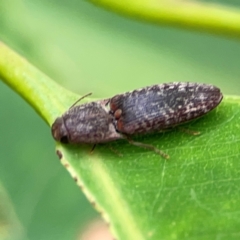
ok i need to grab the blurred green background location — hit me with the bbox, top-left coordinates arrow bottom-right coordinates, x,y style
0,0 -> 240,239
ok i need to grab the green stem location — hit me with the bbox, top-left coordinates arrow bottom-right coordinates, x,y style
0,42 -> 78,125
89,0 -> 240,39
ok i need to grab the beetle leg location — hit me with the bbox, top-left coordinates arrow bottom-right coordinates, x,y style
126,137 -> 169,159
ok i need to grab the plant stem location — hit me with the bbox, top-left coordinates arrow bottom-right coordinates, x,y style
89,0 -> 240,39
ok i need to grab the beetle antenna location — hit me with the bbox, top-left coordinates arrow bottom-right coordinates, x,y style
69,93 -> 92,109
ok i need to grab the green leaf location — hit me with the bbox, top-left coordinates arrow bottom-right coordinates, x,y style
1,42 -> 240,239
89,0 -> 240,39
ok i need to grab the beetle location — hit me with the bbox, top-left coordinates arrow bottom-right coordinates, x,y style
51,82 -> 223,158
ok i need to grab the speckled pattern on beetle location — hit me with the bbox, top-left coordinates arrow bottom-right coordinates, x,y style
51,100 -> 123,144
108,82 -> 223,135
51,82 -> 223,158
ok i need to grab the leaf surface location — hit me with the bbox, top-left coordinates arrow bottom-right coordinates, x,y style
1,42 -> 240,239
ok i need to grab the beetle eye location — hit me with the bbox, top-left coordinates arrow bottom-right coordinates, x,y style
60,136 -> 69,144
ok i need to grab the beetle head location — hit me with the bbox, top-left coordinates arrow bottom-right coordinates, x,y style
51,117 -> 69,144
